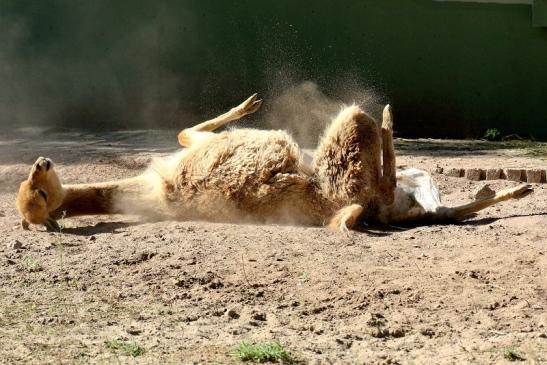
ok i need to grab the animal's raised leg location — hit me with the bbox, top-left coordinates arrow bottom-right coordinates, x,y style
177,130 -> 216,148
442,184 -> 533,220
314,105 -> 383,231
380,105 -> 396,205
178,94 -> 262,147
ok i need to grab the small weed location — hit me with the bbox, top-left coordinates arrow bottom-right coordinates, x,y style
105,340 -> 145,357
299,272 -> 310,283
22,256 -> 43,272
503,347 -> 526,362
483,128 -> 501,141
233,340 -> 293,363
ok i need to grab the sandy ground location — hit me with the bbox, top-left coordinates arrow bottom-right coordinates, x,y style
0,130 -> 546,364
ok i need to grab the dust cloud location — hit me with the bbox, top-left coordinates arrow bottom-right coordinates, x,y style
263,81 -> 382,148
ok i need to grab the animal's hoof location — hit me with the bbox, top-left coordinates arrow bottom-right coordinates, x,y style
512,184 -> 533,199
382,104 -> 393,129
234,93 -> 263,116
339,222 -> 350,235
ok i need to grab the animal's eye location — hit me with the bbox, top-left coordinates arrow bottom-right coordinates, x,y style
38,190 -> 48,202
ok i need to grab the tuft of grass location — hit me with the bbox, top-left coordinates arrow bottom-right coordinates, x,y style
22,256 -> 43,272
503,347 -> 526,362
483,128 -> 501,141
105,340 -> 145,357
233,340 -> 293,363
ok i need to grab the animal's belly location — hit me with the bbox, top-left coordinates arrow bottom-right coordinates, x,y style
172,173 -> 322,225
170,129 -> 324,225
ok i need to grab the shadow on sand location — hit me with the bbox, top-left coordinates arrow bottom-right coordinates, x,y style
62,221 -> 141,236
358,212 -> 546,233
56,211 -> 546,236
457,212 -> 547,226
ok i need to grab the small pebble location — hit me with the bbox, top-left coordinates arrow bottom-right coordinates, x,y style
251,312 -> 267,321
227,309 -> 240,319
6,240 -> 23,250
126,327 -> 142,335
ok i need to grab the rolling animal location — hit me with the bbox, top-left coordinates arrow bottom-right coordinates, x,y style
16,94 -> 533,232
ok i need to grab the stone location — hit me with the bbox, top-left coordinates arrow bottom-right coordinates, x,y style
126,327 -> 142,335
485,168 -> 502,180
6,240 -> 23,250
465,168 -> 484,181
474,184 -> 496,201
446,168 -> 464,177
420,328 -> 436,337
227,309 -> 240,319
526,169 -> 545,183
506,169 -> 524,182
251,312 -> 267,321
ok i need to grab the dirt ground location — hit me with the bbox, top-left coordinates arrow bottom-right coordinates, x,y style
0,130 -> 545,364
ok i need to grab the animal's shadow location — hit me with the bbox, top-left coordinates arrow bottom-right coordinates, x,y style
59,212 -> 546,237
457,212 -> 547,226
62,221 -> 140,236
386,212 -> 547,230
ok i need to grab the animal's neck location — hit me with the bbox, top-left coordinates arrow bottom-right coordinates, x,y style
51,176 -> 148,218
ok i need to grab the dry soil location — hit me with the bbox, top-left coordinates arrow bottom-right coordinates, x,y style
0,130 -> 545,364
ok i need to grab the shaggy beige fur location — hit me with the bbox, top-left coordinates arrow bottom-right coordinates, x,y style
16,94 -> 533,232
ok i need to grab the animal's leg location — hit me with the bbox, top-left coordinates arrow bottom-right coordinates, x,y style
190,93 -> 263,132
177,130 -> 215,148
443,184 -> 533,220
380,105 -> 396,205
327,204 -> 363,233
314,105 -> 382,206
178,93 -> 262,147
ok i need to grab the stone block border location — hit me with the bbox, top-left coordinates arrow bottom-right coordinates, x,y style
440,168 -> 546,183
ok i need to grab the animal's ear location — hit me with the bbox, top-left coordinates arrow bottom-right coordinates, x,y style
44,217 -> 60,232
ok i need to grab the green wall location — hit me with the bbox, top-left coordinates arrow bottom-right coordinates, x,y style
1,0 -> 546,139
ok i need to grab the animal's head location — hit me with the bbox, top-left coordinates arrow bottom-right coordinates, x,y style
16,157 -> 64,230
